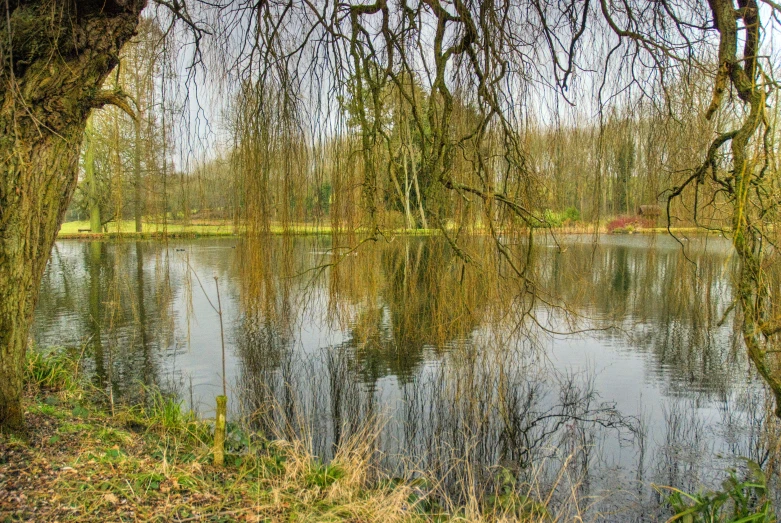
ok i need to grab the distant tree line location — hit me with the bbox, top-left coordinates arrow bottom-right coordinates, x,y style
72,45 -> 739,233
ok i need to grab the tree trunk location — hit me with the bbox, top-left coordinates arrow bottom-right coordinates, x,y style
134,116 -> 144,233
85,119 -> 102,233
412,161 -> 428,229
0,1 -> 146,431
706,0 -> 781,417
0,130 -> 87,429
401,146 -> 414,229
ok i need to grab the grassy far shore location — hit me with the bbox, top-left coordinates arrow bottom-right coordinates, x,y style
1,349 -> 559,523
59,220 -> 240,239
57,219 -> 721,240
57,220 -> 440,239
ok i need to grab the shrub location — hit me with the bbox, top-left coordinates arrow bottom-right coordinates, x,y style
533,207 -> 582,228
607,215 -> 654,233
563,206 -> 581,222
542,209 -> 563,227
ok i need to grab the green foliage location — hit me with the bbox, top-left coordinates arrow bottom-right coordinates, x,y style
532,207 -> 581,228
486,467 -> 550,520
131,387 -> 211,446
260,453 -> 287,477
225,422 -> 251,453
149,392 -> 186,430
661,461 -> 776,523
136,471 -> 165,492
137,388 -> 188,430
25,348 -> 77,391
72,404 -> 90,419
542,209 -> 563,227
563,206 -> 581,222
85,446 -> 127,464
305,461 -> 346,488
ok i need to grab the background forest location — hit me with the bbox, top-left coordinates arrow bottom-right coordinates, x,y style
70,16 -> 739,235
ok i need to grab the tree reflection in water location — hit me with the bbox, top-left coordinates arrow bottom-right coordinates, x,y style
34,235 -> 781,520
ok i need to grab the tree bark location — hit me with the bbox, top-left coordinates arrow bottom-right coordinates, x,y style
0,0 -> 146,431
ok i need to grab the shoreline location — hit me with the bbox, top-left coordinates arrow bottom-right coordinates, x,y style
56,222 -> 727,241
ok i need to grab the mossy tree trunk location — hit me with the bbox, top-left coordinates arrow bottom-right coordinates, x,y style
0,0 -> 146,431
703,0 -> 781,415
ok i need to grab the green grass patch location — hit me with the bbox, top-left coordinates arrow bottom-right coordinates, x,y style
25,348 -> 78,392
57,219 -> 448,240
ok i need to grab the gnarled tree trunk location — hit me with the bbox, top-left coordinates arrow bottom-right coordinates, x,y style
0,0 -> 145,431
706,0 -> 781,416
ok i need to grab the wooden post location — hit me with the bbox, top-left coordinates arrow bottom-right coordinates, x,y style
213,275 -> 228,466
214,395 -> 227,466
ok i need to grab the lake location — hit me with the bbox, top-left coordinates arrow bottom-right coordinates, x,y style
32,234 -> 778,521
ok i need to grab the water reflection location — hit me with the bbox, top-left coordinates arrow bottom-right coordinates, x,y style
33,234 -> 778,520
40,241 -> 177,396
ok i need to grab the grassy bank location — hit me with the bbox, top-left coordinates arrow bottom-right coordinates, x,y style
57,221 -> 442,240
58,220 -> 240,239
3,352 -> 774,522
57,219 -> 730,241
1,350 -> 558,522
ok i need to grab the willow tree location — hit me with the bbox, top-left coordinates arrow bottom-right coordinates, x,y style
227,0 -> 781,418
0,1 -> 148,430
3,0 -> 781,434
668,0 -> 781,415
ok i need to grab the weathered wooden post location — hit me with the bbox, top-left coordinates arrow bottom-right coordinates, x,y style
213,274 -> 227,466
214,394 -> 227,466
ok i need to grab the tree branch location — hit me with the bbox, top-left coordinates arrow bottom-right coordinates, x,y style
91,89 -> 137,120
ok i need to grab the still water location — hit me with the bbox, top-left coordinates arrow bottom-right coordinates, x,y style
32,234 -> 778,520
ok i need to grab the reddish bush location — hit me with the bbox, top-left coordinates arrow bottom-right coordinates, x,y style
607,215 -> 654,233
